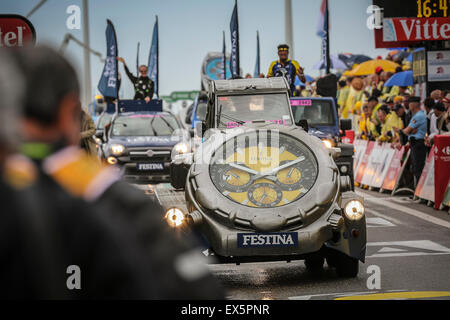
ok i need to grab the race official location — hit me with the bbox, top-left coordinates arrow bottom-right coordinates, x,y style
117,57 -> 154,102
400,96 -> 428,185
267,44 -> 305,96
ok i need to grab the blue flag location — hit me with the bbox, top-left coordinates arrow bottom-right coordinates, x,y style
229,0 -> 239,78
98,19 -> 118,99
253,31 -> 260,78
148,17 -> 159,97
222,31 -> 226,80
136,42 -> 140,75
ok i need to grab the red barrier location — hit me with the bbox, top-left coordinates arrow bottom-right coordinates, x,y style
381,146 -> 406,191
434,135 -> 450,209
355,141 -> 374,184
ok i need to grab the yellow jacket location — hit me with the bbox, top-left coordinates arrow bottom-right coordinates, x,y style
358,113 -> 378,140
377,112 -> 404,143
342,87 -> 363,119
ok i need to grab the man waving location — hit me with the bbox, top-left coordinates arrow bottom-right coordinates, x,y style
117,57 -> 154,102
267,44 -> 305,96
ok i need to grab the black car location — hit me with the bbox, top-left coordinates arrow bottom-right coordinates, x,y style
99,100 -> 190,183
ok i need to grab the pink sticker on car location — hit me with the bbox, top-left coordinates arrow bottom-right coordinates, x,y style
290,99 -> 312,106
226,119 -> 286,128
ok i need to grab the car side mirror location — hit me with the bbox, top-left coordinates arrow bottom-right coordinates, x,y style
197,103 -> 207,122
95,130 -> 104,139
297,119 -> 309,132
194,121 -> 206,138
340,119 -> 352,132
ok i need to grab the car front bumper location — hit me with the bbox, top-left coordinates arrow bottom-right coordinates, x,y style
186,190 -> 366,263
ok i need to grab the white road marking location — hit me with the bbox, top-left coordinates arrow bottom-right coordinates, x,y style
366,217 -> 396,228
357,190 -> 450,229
366,209 -> 403,226
377,247 -> 407,253
366,240 -> 450,258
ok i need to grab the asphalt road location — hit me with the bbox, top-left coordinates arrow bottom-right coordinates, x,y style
136,183 -> 450,300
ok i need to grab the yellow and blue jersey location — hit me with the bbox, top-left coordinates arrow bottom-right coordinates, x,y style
267,59 -> 300,94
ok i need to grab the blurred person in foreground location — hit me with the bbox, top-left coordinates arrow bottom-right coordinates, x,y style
13,46 -> 224,299
0,49 -> 160,299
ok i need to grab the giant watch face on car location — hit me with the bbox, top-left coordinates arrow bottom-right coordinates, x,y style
209,131 -> 318,208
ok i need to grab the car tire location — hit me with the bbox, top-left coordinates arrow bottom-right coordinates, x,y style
304,256 -> 324,273
335,254 -> 359,278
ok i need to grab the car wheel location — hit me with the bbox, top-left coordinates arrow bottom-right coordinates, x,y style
304,256 -> 324,273
335,254 -> 359,278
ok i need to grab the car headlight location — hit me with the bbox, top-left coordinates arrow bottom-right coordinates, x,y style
111,144 -> 125,156
174,142 -> 190,154
322,139 -> 334,149
165,207 -> 185,227
107,156 -> 118,165
344,200 -> 365,220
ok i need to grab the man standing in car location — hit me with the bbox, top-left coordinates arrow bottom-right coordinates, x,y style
117,57 -> 154,102
267,44 -> 305,96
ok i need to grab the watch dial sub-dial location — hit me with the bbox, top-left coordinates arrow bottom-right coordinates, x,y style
210,164 -> 252,193
248,183 -> 283,208
275,160 -> 302,190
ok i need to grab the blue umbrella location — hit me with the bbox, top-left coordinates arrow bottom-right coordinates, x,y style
305,74 -> 314,82
294,76 -> 305,87
384,70 -> 413,87
406,53 -> 412,62
313,54 -> 347,70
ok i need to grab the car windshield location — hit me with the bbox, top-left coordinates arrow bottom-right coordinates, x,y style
291,99 -> 336,127
97,113 -> 112,129
111,114 -> 179,136
216,93 -> 292,128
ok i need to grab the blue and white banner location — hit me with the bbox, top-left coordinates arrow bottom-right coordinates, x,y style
148,17 -> 159,97
136,41 -> 140,75
253,31 -> 260,78
222,31 -> 226,80
98,19 -> 118,99
229,0 -> 239,78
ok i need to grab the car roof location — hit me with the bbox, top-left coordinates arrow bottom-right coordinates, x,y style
212,77 -> 290,95
290,97 -> 335,101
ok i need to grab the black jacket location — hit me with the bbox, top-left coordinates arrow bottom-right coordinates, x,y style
0,173 -> 159,299
124,64 -> 154,100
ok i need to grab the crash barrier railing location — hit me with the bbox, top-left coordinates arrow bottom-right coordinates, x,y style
351,135 -> 450,212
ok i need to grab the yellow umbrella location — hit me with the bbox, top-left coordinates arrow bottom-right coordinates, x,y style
350,60 -> 400,76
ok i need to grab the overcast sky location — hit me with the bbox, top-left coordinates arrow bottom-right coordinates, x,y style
1,0 -> 389,100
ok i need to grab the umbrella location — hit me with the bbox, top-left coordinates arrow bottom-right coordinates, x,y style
294,77 -> 305,87
338,53 -> 372,69
313,54 -> 347,70
305,74 -> 314,82
384,70 -> 413,87
393,51 -> 410,62
350,59 -> 400,76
